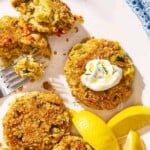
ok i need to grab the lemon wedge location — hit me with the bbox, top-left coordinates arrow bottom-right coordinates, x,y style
123,130 -> 145,150
70,110 -> 119,150
107,106 -> 150,138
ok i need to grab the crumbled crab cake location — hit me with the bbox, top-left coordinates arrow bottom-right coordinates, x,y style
64,38 -> 135,110
11,0 -> 83,35
13,56 -> 44,80
0,16 -> 51,67
52,135 -> 94,150
3,92 -> 71,150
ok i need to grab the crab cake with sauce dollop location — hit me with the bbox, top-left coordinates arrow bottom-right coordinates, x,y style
0,16 -> 51,67
11,0 -> 83,35
64,38 -> 135,110
3,92 -> 71,150
52,135 -> 94,150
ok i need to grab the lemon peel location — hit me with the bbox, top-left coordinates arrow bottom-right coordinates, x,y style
71,110 -> 119,150
107,106 -> 150,138
123,130 -> 145,150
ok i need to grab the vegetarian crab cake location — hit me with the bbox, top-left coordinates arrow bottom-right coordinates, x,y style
64,38 -> 135,110
52,135 -> 94,150
0,16 -> 51,67
13,56 -> 44,81
3,92 -> 71,150
11,0 -> 83,35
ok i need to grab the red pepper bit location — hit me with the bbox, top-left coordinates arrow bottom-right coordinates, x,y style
28,35 -> 35,41
56,29 -> 64,37
75,145 -> 81,150
26,23 -> 32,31
19,26 -> 24,31
5,38 -> 12,44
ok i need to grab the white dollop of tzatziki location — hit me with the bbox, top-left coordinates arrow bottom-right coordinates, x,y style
81,59 -> 123,91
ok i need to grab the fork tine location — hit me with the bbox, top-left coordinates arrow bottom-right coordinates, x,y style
5,71 -> 17,79
5,75 -> 22,85
0,66 -> 13,77
0,78 -> 28,96
8,78 -> 28,89
0,66 -> 17,80
23,51 -> 49,67
33,51 -> 40,57
0,65 -> 12,72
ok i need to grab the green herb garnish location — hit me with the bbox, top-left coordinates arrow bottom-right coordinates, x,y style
79,50 -> 86,55
112,68 -> 117,74
116,56 -> 125,62
27,17 -> 32,22
85,73 -> 91,75
23,69 -> 30,74
22,0 -> 29,3
102,65 -> 108,74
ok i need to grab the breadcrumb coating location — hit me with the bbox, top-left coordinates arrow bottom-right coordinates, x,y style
3,92 -> 71,150
64,38 -> 135,110
0,16 -> 51,67
11,0 -> 83,35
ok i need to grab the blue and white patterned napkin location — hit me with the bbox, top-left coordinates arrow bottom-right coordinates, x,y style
126,0 -> 150,39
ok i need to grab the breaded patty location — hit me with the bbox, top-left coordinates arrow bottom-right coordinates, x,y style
3,92 -> 71,150
11,0 -> 83,35
64,38 -> 135,110
52,135 -> 94,150
13,56 -> 44,81
0,16 -> 51,67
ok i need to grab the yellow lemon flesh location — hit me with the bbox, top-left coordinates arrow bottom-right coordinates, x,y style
71,110 -> 119,150
123,130 -> 145,150
107,106 -> 150,138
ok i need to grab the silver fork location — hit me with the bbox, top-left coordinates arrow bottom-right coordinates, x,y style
0,53 -> 49,98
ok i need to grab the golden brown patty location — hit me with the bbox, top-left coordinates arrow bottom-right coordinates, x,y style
3,92 -> 71,150
64,38 -> 135,110
11,0 -> 83,35
0,16 -> 51,67
52,135 -> 94,150
13,56 -> 44,81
